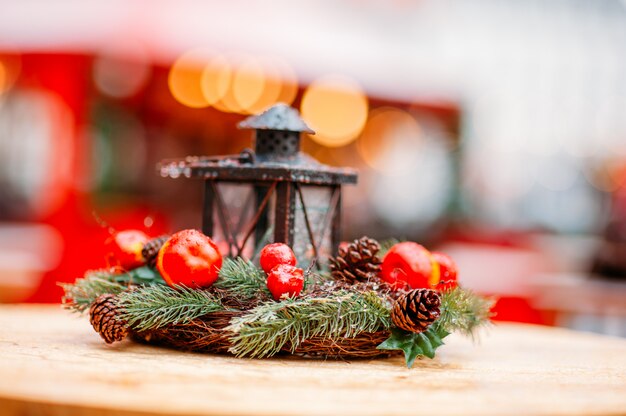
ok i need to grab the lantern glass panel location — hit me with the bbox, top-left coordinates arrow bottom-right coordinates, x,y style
293,186 -> 332,267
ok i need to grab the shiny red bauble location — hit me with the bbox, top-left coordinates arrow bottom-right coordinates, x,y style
381,242 -> 435,290
431,251 -> 458,291
105,230 -> 149,270
259,243 -> 297,274
156,229 -> 222,289
266,264 -> 304,300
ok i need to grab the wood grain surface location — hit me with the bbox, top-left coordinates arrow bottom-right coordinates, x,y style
0,304 -> 625,416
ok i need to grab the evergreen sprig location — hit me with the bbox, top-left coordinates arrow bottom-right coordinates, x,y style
117,284 -> 224,332
378,238 -> 400,257
436,287 -> 494,337
61,270 -> 127,312
214,257 -> 270,300
61,266 -> 166,313
227,290 -> 391,358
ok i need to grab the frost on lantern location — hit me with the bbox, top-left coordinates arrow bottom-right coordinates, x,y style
158,103 -> 357,266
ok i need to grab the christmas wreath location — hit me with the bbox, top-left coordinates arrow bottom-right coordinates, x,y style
62,229 -> 493,368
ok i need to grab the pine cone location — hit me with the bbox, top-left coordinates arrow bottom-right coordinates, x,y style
391,289 -> 441,333
142,235 -> 169,268
329,236 -> 382,282
89,294 -> 128,344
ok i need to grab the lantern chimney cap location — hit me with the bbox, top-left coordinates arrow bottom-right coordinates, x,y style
238,103 -> 315,134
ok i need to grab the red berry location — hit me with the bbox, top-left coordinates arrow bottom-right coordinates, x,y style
266,264 -> 304,300
259,243 -> 297,274
157,229 -> 223,289
381,242 -> 436,290
105,230 -> 149,270
431,252 -> 458,291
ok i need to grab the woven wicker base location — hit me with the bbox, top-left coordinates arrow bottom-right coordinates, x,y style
130,311 -> 394,359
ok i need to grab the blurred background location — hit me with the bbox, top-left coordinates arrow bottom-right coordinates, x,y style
0,0 -> 624,335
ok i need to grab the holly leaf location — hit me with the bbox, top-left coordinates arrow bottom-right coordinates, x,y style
111,266 -> 166,286
377,326 -> 450,368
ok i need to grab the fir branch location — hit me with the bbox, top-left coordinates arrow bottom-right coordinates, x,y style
61,270 -> 127,313
436,287 -> 494,337
117,285 -> 224,332
227,291 -> 391,358
215,257 -> 270,300
61,266 -> 166,313
378,238 -> 400,257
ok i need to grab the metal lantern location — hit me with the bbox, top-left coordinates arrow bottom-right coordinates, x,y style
158,103 -> 357,266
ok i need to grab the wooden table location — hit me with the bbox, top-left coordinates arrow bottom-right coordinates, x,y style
0,305 -> 625,416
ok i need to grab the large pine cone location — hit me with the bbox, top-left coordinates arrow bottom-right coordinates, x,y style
89,294 -> 128,344
142,235 -> 169,268
391,289 -> 441,333
329,236 -> 382,282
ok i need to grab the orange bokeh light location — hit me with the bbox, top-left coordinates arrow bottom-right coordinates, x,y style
168,50 -> 211,108
356,107 -> 422,175
0,61 -> 6,95
200,55 -> 232,105
301,75 -> 368,147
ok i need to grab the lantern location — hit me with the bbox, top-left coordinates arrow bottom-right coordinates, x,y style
159,104 -> 357,266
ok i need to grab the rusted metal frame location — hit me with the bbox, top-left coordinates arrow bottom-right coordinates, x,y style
274,182 -> 296,247
202,180 -> 214,237
329,185 -> 342,255
253,185 -> 270,249
237,181 -> 278,257
185,165 -> 358,185
210,182 -> 238,257
295,183 -> 321,271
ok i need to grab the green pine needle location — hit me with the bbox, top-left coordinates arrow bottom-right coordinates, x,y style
436,286 -> 494,337
227,291 -> 391,358
117,285 -> 224,332
61,270 -> 127,313
378,238 -> 400,257
215,257 -> 270,300
61,266 -> 166,313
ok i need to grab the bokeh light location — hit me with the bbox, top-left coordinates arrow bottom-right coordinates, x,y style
211,55 -> 298,114
200,55 -> 231,106
274,59 -> 298,106
168,50 -> 211,108
301,75 -> 368,147
356,107 -> 422,176
0,55 -> 21,96
0,61 -> 7,95
93,54 -> 151,99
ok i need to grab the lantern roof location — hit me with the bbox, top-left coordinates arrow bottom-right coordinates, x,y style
159,104 -> 357,186
238,103 -> 315,134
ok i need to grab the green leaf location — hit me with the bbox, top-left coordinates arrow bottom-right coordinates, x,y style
377,326 -> 450,368
111,266 -> 166,285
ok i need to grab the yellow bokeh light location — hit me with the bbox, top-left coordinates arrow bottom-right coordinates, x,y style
356,107 -> 422,174
232,58 -> 267,113
168,50 -> 211,108
200,55 -> 231,105
301,75 -> 368,147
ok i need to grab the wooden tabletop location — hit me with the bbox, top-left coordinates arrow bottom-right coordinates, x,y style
0,305 -> 625,416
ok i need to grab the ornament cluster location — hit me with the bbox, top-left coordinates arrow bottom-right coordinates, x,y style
74,226 -> 490,368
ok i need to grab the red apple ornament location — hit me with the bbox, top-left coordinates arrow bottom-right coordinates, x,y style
156,229 -> 222,289
266,264 -> 304,300
381,242 -> 438,290
431,251 -> 458,291
259,243 -> 297,274
105,230 -> 149,270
